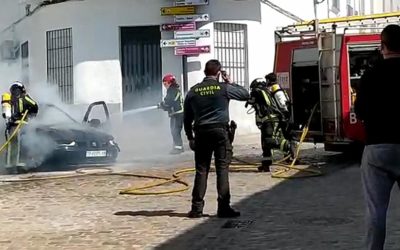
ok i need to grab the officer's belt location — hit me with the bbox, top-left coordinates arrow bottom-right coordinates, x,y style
194,122 -> 229,131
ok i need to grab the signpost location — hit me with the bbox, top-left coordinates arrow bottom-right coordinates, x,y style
160,39 -> 197,48
160,1 -> 211,93
174,14 -> 210,23
160,22 -> 196,31
175,0 -> 209,6
174,46 -> 211,56
160,6 -> 195,16
174,29 -> 210,39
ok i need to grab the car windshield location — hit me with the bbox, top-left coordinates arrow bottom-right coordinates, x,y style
32,104 -> 80,126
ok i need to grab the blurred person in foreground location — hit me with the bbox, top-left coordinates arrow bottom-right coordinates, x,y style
183,59 -> 249,218
355,24 -> 400,250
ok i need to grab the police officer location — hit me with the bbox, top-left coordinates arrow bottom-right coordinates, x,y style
158,74 -> 184,154
184,59 -> 249,218
246,77 -> 295,172
6,81 -> 38,173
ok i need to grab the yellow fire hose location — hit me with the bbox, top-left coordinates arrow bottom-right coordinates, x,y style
0,110 -> 29,154
119,103 -> 321,195
0,105 -> 322,196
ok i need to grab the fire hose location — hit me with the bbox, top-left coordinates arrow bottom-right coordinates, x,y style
0,110 -> 29,155
0,104 -> 322,196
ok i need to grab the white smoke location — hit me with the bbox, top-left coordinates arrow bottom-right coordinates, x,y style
0,70 -> 179,171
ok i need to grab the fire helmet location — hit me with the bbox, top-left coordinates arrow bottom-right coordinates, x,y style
162,74 -> 176,84
250,78 -> 267,89
10,81 -> 26,96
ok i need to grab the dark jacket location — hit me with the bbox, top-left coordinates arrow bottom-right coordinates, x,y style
183,77 -> 250,140
354,57 -> 400,145
10,94 -> 39,124
160,84 -> 183,117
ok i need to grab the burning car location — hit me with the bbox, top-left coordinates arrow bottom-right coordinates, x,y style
19,101 -> 120,170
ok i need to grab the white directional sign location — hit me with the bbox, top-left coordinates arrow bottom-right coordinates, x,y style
160,39 -> 197,48
174,29 -> 210,39
175,0 -> 209,6
174,14 -> 210,23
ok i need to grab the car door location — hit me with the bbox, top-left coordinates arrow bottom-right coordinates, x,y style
82,101 -> 111,132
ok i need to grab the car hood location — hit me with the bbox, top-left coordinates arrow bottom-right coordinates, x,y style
35,124 -> 114,143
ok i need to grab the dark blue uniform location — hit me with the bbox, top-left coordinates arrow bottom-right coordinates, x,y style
184,77 -> 249,213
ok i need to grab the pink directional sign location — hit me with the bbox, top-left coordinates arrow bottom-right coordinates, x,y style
174,45 -> 211,56
160,22 -> 196,31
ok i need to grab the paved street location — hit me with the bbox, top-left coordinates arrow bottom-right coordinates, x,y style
0,134 -> 399,250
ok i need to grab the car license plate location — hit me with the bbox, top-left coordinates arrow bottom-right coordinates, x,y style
86,150 -> 107,158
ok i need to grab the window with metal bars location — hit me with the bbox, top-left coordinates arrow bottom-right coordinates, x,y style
46,28 -> 73,103
214,23 -> 249,88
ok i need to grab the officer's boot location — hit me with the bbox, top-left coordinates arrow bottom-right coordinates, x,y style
217,204 -> 240,218
258,159 -> 272,172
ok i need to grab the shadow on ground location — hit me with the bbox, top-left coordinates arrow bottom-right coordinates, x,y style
148,151 -> 400,250
114,210 -> 211,218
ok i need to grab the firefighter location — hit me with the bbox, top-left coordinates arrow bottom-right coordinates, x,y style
246,77 -> 295,172
158,74 -> 184,154
265,73 -> 294,144
184,59 -> 249,218
6,81 -> 39,174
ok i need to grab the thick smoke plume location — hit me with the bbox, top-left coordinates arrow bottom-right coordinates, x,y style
0,79 -> 175,171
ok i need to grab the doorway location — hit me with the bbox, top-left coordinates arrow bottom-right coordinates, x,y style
120,26 -> 162,111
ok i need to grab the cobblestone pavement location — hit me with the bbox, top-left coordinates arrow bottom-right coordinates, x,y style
0,135 -> 399,250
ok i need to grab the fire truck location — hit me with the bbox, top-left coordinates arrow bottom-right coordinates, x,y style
273,12 -> 400,152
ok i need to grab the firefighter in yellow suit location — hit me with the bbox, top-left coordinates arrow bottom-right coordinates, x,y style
5,82 -> 39,174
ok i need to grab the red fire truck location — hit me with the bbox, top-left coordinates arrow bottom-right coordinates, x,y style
273,12 -> 400,152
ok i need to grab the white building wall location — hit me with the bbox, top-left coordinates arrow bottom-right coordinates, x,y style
0,0 -> 265,134
2,0 -> 399,135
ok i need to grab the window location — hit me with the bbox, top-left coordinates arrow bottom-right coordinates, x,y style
21,41 -> 29,84
214,23 -> 248,88
46,28 -> 73,103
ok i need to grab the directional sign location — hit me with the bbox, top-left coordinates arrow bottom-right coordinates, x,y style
174,46 -> 211,56
160,39 -> 197,48
161,6 -> 195,16
160,22 -> 196,32
174,29 -> 210,39
175,14 -> 210,23
175,0 -> 209,6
